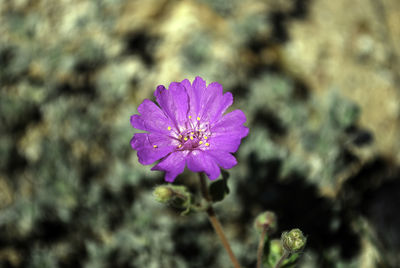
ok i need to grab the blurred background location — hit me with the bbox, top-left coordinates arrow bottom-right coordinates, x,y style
1,0 -> 400,267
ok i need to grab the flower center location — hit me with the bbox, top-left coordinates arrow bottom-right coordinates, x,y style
169,115 -> 211,150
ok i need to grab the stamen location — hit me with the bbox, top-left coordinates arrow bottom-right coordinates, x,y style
167,126 -> 172,130
187,116 -> 196,130
199,141 -> 203,145
178,144 -> 182,148
190,136 -> 194,140
205,143 -> 210,146
196,117 -> 200,121
179,134 -> 182,138
204,136 -> 208,139
184,137 -> 188,141
153,145 -> 158,148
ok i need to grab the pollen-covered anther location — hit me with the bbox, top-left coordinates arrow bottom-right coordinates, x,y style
190,136 -> 194,140
204,136 -> 208,139
188,115 -> 192,119
199,141 -> 203,145
184,137 -> 188,141
205,143 -> 210,146
153,145 -> 158,148
167,126 -> 172,130
196,117 -> 200,121
178,144 -> 182,148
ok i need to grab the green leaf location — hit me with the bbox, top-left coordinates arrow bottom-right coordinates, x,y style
209,170 -> 230,202
266,240 -> 283,268
279,253 -> 301,268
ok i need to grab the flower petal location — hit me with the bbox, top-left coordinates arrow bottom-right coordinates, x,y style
186,150 -> 220,180
209,109 -> 249,152
210,92 -> 233,123
154,82 -> 189,129
130,99 -> 174,134
180,78 -> 191,92
183,76 -> 205,118
207,150 -> 238,169
131,133 -> 176,165
182,77 -> 234,125
207,135 -> 244,153
198,81 -> 223,122
152,151 -> 188,182
211,109 -> 249,139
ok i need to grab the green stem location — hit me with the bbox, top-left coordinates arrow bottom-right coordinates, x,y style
257,227 -> 267,268
274,250 -> 290,268
199,173 -> 242,268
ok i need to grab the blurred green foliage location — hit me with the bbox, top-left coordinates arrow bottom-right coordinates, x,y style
0,0 -> 397,267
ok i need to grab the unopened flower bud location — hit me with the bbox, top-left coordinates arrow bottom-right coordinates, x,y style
281,228 -> 306,253
153,186 -> 173,203
254,211 -> 277,234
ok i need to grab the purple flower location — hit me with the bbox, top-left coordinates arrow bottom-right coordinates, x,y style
130,76 -> 248,182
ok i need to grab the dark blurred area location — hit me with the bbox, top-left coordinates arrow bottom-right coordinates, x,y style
1,0 -> 400,267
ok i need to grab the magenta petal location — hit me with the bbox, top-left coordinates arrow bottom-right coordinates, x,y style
211,125 -> 249,142
206,82 -> 223,94
184,76 -> 206,118
192,76 -> 207,103
152,151 -> 187,182
211,110 -> 248,138
183,78 -> 229,123
208,135 -> 244,153
180,79 -> 191,91
207,150 -> 238,169
130,99 -> 173,134
168,82 -> 189,124
131,133 -> 175,165
209,109 -> 249,153
198,81 -> 224,121
186,150 -> 220,180
154,83 -> 188,128
211,92 -> 233,122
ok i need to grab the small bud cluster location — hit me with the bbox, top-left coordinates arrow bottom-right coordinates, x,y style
152,185 -> 193,215
153,186 -> 174,203
281,228 -> 306,253
254,211 -> 277,234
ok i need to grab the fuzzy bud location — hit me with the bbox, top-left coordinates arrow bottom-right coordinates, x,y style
254,211 -> 277,234
153,186 -> 173,203
281,228 -> 306,253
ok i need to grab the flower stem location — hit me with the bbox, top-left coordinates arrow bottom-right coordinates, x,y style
199,173 -> 242,268
274,250 -> 290,268
257,227 -> 267,268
